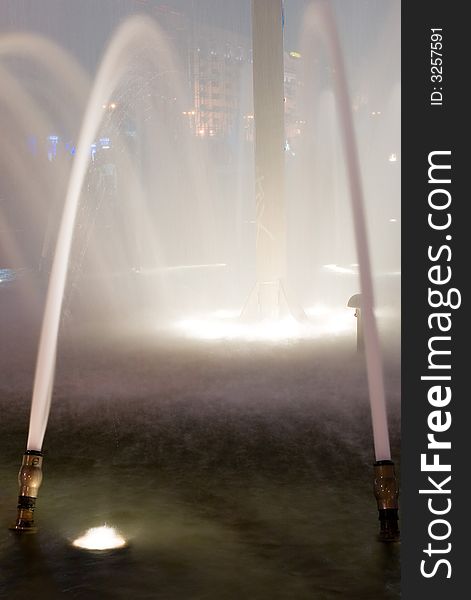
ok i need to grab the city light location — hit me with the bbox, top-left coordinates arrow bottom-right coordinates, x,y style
47,135 -> 59,161
135,263 -> 227,275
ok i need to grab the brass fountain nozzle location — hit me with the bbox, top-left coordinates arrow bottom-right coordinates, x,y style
374,460 -> 400,542
10,450 -> 44,533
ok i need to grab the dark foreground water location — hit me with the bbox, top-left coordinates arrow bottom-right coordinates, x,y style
0,285 -> 400,599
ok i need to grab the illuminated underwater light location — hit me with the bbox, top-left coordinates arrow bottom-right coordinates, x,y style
99,137 -> 111,149
72,526 -> 126,551
174,306 -> 353,342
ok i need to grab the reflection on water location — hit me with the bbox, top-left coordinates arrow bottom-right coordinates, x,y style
0,328 -> 400,600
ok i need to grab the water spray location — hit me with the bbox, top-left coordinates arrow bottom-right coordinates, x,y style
10,16 -> 180,534
347,294 -> 364,352
10,450 -> 44,533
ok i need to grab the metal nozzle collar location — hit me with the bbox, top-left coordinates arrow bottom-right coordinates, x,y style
374,460 -> 399,510
10,451 -> 44,533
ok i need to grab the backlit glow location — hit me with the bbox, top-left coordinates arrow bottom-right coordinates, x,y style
174,306 -> 353,342
135,263 -> 227,275
73,526 -> 126,551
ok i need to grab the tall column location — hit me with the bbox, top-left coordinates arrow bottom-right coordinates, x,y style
251,0 -> 286,284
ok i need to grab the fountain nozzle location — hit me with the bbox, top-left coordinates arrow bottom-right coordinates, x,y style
10,450 -> 44,533
374,460 -> 400,542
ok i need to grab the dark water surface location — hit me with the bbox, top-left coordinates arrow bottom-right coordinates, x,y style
0,287 -> 400,599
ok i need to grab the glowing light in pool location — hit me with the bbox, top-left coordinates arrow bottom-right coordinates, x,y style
73,526 -> 126,550
174,306 -> 354,341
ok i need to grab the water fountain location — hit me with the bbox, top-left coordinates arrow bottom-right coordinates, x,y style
2,0 -> 400,568
301,0 -> 399,539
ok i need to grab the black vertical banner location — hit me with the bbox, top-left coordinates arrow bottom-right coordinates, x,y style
402,1 -> 468,597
